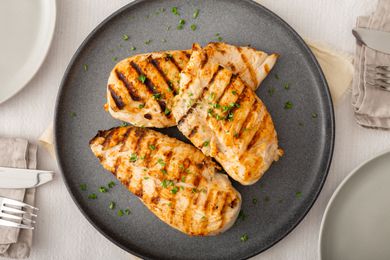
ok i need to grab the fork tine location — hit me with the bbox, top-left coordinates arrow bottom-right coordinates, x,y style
2,198 -> 38,211
1,205 -> 37,217
0,219 -> 34,229
0,212 -> 36,224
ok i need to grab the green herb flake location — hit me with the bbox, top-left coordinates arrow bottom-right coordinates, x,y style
179,19 -> 186,25
88,193 -> 97,200
217,36 -> 223,41
232,90 -> 237,95
296,191 -> 302,198
108,181 -> 116,188
268,87 -> 275,96
193,9 -> 200,19
121,122 -> 130,127
83,64 -> 88,72
117,209 -> 124,217
162,179 -> 174,188
252,198 -> 258,204
164,108 -> 171,115
191,188 -> 198,193
109,201 -> 116,210
275,73 -> 280,80
181,176 -> 186,182
233,132 -> 239,138
144,39 -> 152,45
177,24 -> 184,30
153,93 -> 162,100
238,210 -> 246,221
284,83 -> 290,90
139,103 -> 145,109
125,209 -> 131,215
144,177 -> 149,180
171,7 -> 179,16
170,186 -> 179,194
158,158 -> 166,166
190,24 -> 197,31
160,169 -> 167,175
209,92 -> 215,100
129,153 -> 138,162
112,57 -> 118,62
149,144 -> 156,150
284,101 -> 293,110
312,113 -> 318,118
122,34 -> 129,41
179,163 -> 184,170
240,234 -> 249,242
70,112 -> 77,118
203,140 -> 210,147
99,186 -> 108,193
138,74 -> 146,83
130,46 -> 136,51
80,183 -> 87,191
264,196 -> 270,202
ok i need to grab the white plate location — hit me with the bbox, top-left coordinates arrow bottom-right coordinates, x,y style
0,0 -> 56,104
319,149 -> 390,260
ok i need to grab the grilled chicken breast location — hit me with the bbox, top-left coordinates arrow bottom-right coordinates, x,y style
89,126 -> 242,236
106,43 -> 278,128
173,44 -> 283,185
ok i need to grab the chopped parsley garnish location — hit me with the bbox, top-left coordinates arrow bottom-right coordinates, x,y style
153,93 -> 162,100
240,234 -> 249,242
88,193 -> 97,199
83,64 -> 88,72
144,176 -> 149,180
129,153 -> 138,162
130,46 -> 136,51
190,24 -> 197,31
227,112 -> 234,121
122,34 -> 129,41
188,92 -> 193,97
179,19 -> 186,25
181,176 -> 186,182
162,179 -> 174,188
284,83 -> 290,90
170,186 -> 179,194
264,196 -> 270,202
212,103 -> 221,109
252,198 -> 258,204
121,122 -> 130,126
215,114 -> 223,121
139,103 -> 145,109
167,53 -> 173,58
268,87 -> 275,96
117,209 -> 124,217
233,132 -> 239,138
70,112 -> 77,118
160,169 -> 167,175
191,188 -> 198,193
125,209 -> 131,215
203,140 -> 210,147
209,92 -> 215,100
238,210 -> 246,221
109,201 -> 115,210
179,163 -> 184,169
217,36 -> 223,41
177,24 -> 184,30
275,73 -> 280,80
108,181 -> 116,188
144,39 -> 152,45
112,57 -> 118,62
296,191 -> 302,198
193,9 -> 199,19
149,144 -> 156,150
140,155 -> 146,160
312,113 -> 318,118
138,74 -> 146,83
80,183 -> 87,191
99,186 -> 108,193
232,90 -> 237,95
284,101 -> 293,110
171,7 -> 179,16
158,158 -> 166,166
164,108 -> 171,115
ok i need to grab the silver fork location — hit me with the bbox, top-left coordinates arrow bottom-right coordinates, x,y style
366,65 -> 390,90
0,196 -> 38,229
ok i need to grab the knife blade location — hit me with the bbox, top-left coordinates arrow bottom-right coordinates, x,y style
0,167 -> 54,189
353,28 -> 390,54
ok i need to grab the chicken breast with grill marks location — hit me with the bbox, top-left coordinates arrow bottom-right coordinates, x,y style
89,126 -> 241,236
106,43 -> 278,128
173,44 -> 283,185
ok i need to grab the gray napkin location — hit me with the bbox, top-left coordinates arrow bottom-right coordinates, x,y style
0,138 -> 37,258
352,0 -> 390,129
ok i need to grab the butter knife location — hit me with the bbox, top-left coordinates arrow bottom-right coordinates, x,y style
0,167 -> 54,189
353,28 -> 390,54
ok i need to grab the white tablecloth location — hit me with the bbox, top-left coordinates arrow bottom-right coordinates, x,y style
1,0 -> 389,259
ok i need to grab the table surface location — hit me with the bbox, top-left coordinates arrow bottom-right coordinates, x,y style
1,0 -> 389,259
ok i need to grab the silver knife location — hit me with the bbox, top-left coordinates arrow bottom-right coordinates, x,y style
353,28 -> 390,54
0,167 -> 54,189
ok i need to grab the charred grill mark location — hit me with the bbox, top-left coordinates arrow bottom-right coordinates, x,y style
149,58 -> 177,95
184,51 -> 191,59
151,196 -> 160,204
101,129 -> 116,150
133,128 -> 146,154
177,66 -> 224,125
130,61 -> 167,114
247,109 -> 266,150
113,157 -> 122,176
237,46 -> 258,87
188,126 -> 199,138
165,54 -> 182,71
192,174 -> 201,187
216,74 -> 237,104
119,127 -> 134,152
143,138 -> 158,168
108,85 -> 125,109
163,150 -> 173,175
115,70 -> 141,101
200,52 -> 209,68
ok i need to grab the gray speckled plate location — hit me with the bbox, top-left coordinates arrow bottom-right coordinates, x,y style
54,0 -> 334,259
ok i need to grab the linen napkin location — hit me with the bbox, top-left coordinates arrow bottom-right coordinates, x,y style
352,0 -> 390,129
0,138 -> 37,258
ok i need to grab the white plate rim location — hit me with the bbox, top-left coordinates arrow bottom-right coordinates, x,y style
0,0 -> 57,104
318,147 -> 390,259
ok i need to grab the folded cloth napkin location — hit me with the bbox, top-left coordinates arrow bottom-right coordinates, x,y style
0,138 -> 37,258
352,0 -> 390,129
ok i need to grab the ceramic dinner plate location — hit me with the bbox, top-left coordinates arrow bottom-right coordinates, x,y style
320,149 -> 390,260
54,0 -> 334,259
0,0 -> 56,104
